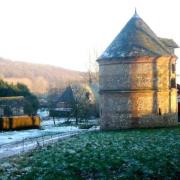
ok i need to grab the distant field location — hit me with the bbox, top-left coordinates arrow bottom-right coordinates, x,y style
0,126 -> 180,179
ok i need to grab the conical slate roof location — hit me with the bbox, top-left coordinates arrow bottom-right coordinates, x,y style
98,11 -> 178,60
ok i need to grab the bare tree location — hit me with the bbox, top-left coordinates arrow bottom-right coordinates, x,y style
86,49 -> 99,84
68,85 -> 91,125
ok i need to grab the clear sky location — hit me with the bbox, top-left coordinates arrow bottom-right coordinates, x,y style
0,0 -> 179,80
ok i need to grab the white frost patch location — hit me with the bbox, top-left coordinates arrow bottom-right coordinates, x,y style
42,118 -> 67,126
37,109 -> 49,118
101,51 -> 111,58
0,119 -> 79,146
88,126 -> 100,131
0,130 -> 41,145
43,126 -> 79,133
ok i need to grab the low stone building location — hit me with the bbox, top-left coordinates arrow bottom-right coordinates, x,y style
97,11 -> 179,130
0,96 -> 24,117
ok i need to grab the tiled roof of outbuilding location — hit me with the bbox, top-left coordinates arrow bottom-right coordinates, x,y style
57,86 -> 75,104
0,96 -> 24,107
98,11 -> 178,60
158,38 -> 179,48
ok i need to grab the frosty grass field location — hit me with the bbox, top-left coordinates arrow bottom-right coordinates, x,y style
0,126 -> 180,179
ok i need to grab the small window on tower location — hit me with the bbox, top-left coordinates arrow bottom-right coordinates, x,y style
172,64 -> 176,73
171,78 -> 176,88
159,108 -> 162,116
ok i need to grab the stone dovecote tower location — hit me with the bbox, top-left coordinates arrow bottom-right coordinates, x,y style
97,11 -> 179,130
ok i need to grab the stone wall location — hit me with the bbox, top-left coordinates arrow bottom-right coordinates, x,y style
98,56 -> 178,130
100,91 -> 178,130
99,57 -> 176,90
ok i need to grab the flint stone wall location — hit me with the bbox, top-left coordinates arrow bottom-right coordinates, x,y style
99,56 -> 178,130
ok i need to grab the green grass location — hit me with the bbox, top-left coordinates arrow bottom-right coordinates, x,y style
1,127 -> 180,179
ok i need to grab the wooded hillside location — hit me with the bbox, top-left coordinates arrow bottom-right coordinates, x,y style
0,58 -> 85,94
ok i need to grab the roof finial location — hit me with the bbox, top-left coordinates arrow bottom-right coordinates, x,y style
133,8 -> 140,18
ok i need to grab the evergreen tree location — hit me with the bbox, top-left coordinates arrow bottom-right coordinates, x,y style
0,80 -> 39,115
